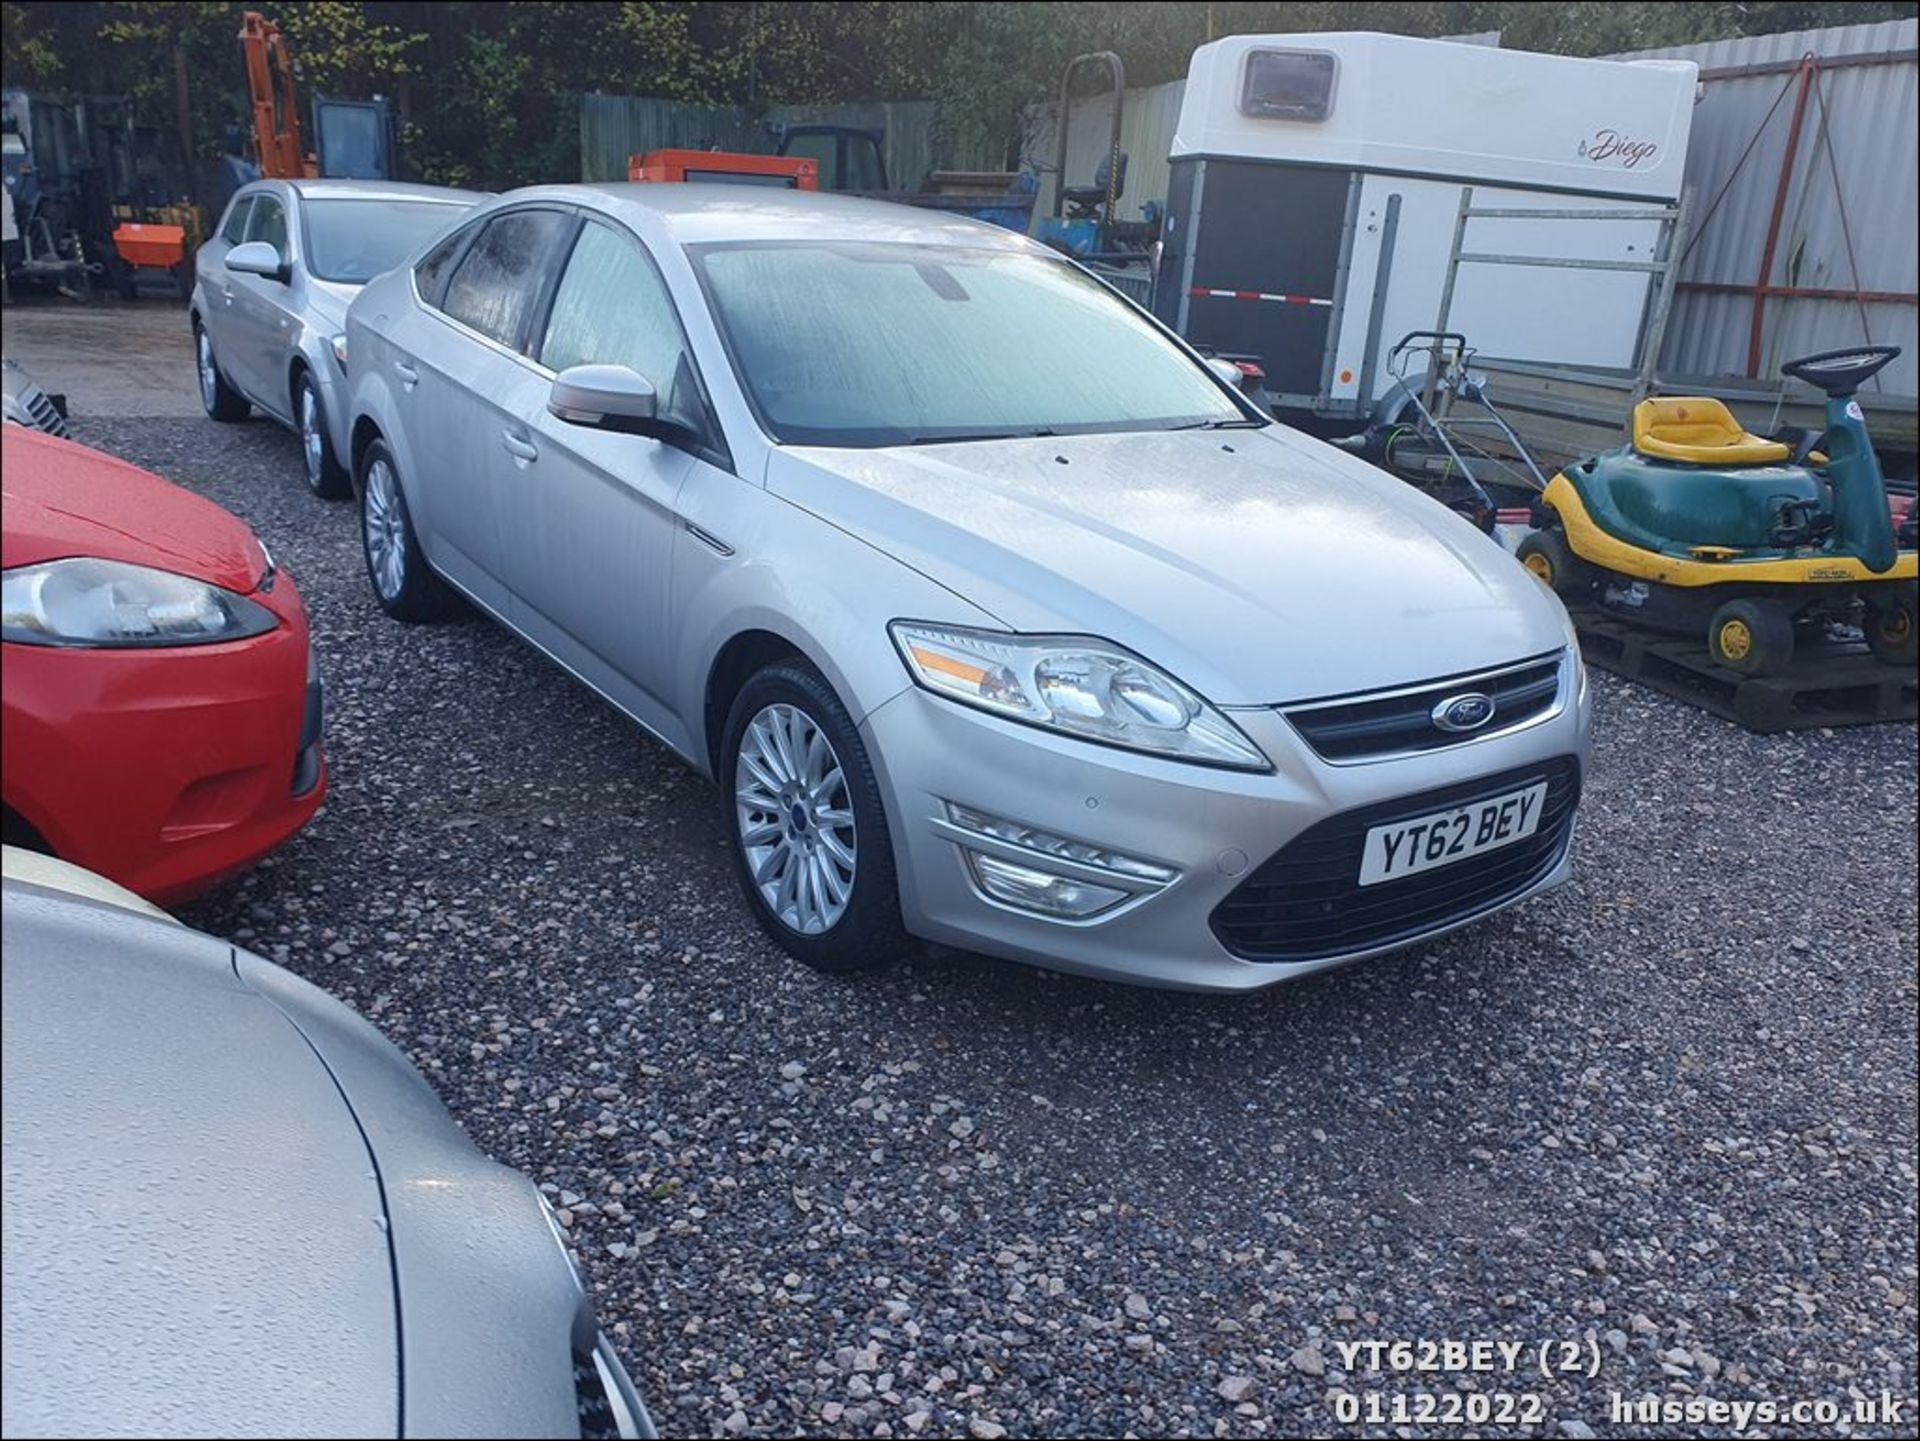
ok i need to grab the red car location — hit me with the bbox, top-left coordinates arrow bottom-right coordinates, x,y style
2,426 -> 324,903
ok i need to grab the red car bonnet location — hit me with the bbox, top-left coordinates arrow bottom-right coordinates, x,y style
2,428 -> 264,595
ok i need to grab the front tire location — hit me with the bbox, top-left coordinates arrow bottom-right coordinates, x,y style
1708,598 -> 1794,676
358,439 -> 457,622
296,371 -> 351,499
195,322 -> 250,422
720,661 -> 911,974
1865,581 -> 1918,668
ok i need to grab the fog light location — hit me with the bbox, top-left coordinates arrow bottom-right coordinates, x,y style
965,851 -> 1129,918
946,803 -> 1177,884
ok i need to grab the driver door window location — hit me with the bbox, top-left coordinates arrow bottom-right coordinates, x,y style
245,195 -> 288,253
219,196 -> 254,245
537,220 -> 716,447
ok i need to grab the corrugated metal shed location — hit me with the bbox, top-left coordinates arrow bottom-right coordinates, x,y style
579,93 -> 948,191
1612,19 -> 1918,398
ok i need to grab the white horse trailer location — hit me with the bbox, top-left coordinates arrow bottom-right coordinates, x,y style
1151,32 -> 1699,424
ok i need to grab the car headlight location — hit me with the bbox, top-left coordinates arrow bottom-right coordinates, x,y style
329,332 -> 349,368
2,557 -> 277,648
890,621 -> 1269,770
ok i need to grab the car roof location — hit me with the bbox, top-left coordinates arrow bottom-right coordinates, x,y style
497,182 -> 1048,253
265,178 -> 482,206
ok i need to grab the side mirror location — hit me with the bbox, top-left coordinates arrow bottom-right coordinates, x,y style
225,240 -> 286,281
548,363 -> 684,442
1204,357 -> 1245,391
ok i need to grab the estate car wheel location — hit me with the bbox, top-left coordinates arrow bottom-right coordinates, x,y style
358,439 -> 457,622
1708,598 -> 1794,676
1865,581 -> 1918,668
195,323 -> 250,422
296,372 -> 351,499
720,661 -> 911,974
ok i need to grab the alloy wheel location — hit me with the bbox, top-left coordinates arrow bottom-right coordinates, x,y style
300,384 -> 324,485
735,703 -> 857,935
197,332 -> 218,413
363,458 -> 408,601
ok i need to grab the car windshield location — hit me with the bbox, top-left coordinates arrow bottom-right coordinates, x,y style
691,241 -> 1252,447
302,199 -> 469,284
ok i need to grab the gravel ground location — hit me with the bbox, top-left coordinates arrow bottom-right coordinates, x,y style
80,412 -> 1920,1439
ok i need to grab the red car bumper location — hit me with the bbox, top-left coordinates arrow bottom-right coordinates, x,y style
2,583 -> 325,905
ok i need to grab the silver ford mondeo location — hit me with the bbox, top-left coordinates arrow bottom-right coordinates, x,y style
342,185 -> 1590,991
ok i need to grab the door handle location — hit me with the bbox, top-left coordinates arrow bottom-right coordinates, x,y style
499,430 -> 539,463
392,360 -> 418,389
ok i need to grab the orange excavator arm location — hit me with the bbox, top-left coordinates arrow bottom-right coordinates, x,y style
239,11 -> 311,179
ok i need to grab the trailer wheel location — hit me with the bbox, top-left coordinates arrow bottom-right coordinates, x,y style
1708,599 -> 1794,676
1865,581 -> 1918,668
1516,529 -> 1595,602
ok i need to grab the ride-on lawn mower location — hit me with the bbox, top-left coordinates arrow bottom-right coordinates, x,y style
1519,346 -> 1917,678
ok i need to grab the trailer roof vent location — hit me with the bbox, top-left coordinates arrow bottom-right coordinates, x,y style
1239,49 -> 1338,122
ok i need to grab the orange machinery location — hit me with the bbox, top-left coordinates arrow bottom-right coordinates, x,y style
628,150 -> 818,189
240,10 -> 312,180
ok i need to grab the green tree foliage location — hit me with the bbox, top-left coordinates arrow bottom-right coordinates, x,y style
4,1 -> 1914,187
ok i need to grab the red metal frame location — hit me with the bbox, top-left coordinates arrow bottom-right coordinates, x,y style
1674,49 -> 1918,378
1746,56 -> 1818,377
627,150 -> 818,189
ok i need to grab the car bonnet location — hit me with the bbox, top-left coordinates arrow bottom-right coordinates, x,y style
0,883 -> 399,1438
1,427 -> 265,593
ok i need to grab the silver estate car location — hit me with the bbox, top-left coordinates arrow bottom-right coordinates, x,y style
342,185 -> 1590,992
192,179 -> 480,497
1,846 -> 655,1438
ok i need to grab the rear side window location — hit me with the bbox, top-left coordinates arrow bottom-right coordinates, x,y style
441,208 -> 574,350
1240,49 -> 1338,121
414,221 -> 477,307
220,196 -> 254,245
539,220 -> 715,442
246,195 -> 289,252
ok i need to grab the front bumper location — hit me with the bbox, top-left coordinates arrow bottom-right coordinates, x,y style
861,659 -> 1589,992
1,596 -> 326,904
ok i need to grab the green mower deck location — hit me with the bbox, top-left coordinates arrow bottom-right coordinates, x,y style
1569,607 -> 1918,733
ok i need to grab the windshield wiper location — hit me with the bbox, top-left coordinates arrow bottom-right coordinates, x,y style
1164,417 -> 1268,431
897,427 -> 1059,446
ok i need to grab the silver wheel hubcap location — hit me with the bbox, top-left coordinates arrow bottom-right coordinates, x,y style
736,703 -> 856,935
301,386 -> 324,481
363,459 -> 407,601
197,333 -> 217,410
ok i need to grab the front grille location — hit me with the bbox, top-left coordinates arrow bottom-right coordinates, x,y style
27,391 -> 70,438
1283,653 -> 1563,762
1211,756 -> 1581,962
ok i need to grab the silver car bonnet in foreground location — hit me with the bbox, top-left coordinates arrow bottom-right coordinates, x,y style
1,852 -> 654,1437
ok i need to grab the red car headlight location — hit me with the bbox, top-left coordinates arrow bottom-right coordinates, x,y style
2,558 -> 277,648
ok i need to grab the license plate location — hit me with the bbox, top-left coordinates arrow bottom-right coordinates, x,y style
1358,781 -> 1549,887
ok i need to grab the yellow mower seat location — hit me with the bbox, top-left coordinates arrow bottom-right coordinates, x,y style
1632,397 -> 1791,466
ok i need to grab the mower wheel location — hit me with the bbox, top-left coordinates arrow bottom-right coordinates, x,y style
1708,599 -> 1794,676
1516,529 -> 1595,602
1865,581 -> 1918,668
